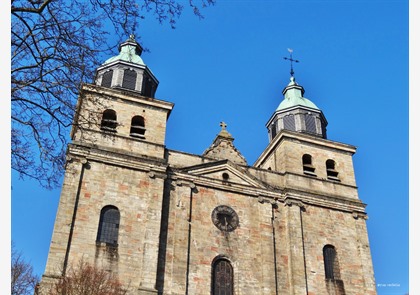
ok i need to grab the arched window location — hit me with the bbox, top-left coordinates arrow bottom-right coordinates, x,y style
212,258 -> 233,295
129,116 -> 146,139
101,70 -> 113,87
326,159 -> 339,180
122,69 -> 137,90
96,206 -> 120,247
323,245 -> 339,279
100,109 -> 117,132
302,154 -> 316,175
323,245 -> 345,293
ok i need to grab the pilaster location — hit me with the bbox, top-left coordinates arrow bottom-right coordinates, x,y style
284,198 -> 308,294
164,179 -> 195,294
353,213 -> 377,295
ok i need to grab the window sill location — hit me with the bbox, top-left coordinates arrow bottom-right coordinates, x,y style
303,171 -> 317,177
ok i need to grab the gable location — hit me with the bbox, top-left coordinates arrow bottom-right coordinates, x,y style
178,160 -> 266,189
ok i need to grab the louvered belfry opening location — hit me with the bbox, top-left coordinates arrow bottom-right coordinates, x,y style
101,70 -> 113,87
130,116 -> 146,139
100,109 -> 117,132
96,206 -> 120,247
305,113 -> 317,134
212,259 -> 233,295
283,115 -> 296,131
271,120 -> 278,140
302,154 -> 316,174
326,159 -> 339,179
122,69 -> 137,90
141,72 -> 157,98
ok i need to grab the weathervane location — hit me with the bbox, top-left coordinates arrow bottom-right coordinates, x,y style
283,48 -> 299,77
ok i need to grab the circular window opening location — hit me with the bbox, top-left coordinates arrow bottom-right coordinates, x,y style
222,173 -> 229,181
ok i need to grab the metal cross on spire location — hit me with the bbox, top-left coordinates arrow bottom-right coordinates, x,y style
283,48 -> 299,77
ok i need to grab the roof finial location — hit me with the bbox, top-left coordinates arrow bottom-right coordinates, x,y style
220,121 -> 227,130
283,48 -> 299,77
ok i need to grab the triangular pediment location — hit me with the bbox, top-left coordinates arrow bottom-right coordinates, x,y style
179,160 -> 266,189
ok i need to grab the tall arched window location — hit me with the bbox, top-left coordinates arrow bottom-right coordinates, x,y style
96,206 -> 120,247
302,154 -> 316,175
100,109 -> 117,132
130,116 -> 146,139
212,258 -> 233,295
323,245 -> 339,279
122,69 -> 137,90
323,245 -> 345,293
326,159 -> 339,180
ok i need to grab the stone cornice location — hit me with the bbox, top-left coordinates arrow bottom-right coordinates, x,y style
282,190 -> 367,214
168,171 -> 367,213
81,83 -> 174,115
67,142 -> 168,177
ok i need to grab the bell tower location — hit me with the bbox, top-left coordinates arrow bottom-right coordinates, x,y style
253,53 -> 376,294
39,35 -> 174,295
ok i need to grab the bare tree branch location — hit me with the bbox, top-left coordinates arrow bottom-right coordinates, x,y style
11,0 -> 215,189
11,243 -> 39,295
45,260 -> 129,295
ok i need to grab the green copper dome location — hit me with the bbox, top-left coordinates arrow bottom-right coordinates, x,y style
276,77 -> 319,111
102,35 -> 145,66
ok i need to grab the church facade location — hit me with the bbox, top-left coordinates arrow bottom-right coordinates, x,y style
39,36 -> 377,295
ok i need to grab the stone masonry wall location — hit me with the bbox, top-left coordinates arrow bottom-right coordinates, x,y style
302,205 -> 377,295
40,156 -> 166,294
163,182 -> 278,294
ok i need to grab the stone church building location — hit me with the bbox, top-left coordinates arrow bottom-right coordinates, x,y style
39,35 -> 377,294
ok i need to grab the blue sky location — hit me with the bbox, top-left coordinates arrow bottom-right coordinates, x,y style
8,0 -> 412,294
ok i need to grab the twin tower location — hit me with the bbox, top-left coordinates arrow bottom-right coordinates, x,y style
39,35 -> 377,295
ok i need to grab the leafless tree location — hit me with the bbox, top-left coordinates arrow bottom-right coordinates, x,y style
11,243 -> 39,295
45,260 -> 128,295
11,0 -> 215,189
